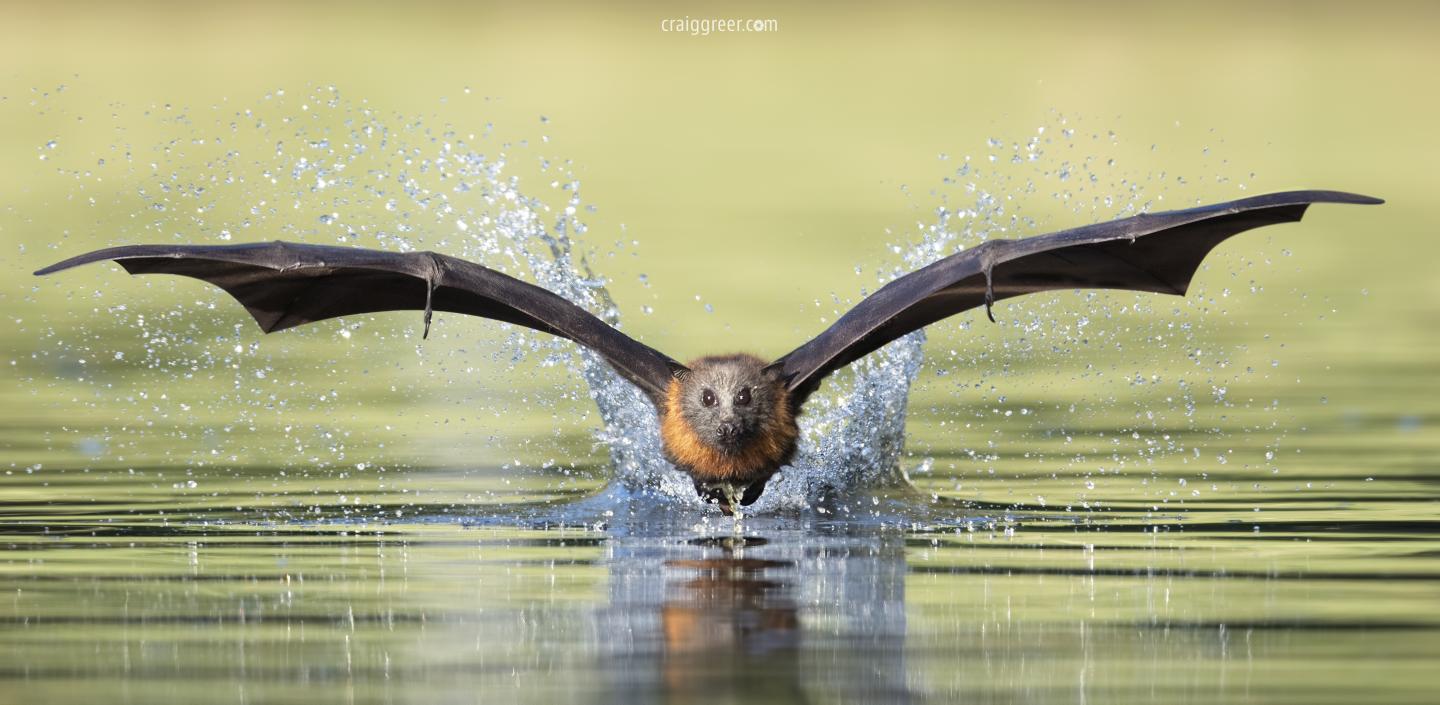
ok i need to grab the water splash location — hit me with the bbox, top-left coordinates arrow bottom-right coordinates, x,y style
308,98 -> 986,515
506,175 -> 1025,515
465,169 -> 936,514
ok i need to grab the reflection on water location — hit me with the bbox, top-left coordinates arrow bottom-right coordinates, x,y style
622,537 -> 806,702
2,494 -> 1438,704
595,528 -> 910,704
660,546 -> 802,699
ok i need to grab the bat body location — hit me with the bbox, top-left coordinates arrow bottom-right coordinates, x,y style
36,190 -> 1382,514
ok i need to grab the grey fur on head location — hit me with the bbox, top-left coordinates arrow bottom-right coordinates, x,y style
678,353 -> 783,453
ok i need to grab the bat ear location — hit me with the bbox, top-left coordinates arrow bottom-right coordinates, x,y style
668,361 -> 692,382
761,361 -> 788,384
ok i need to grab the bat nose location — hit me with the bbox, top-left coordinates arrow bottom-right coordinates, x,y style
716,422 -> 741,440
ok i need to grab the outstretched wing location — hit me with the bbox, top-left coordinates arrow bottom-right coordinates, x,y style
769,190 -> 1382,407
35,241 -> 684,407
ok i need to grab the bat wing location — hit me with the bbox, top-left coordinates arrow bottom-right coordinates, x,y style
769,190 -> 1383,407
35,241 -> 685,407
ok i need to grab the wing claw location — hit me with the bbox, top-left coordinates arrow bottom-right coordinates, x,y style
983,264 -> 997,323
422,278 -> 435,339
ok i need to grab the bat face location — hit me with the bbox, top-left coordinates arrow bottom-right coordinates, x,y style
676,354 -> 783,453
660,354 -> 798,505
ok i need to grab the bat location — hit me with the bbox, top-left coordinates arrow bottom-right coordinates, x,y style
35,190 -> 1382,514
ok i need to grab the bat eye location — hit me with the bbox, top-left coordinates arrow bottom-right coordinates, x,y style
734,388 -> 752,406
701,389 -> 718,407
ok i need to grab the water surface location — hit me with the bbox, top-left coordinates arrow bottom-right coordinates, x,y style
4,463 -> 1438,704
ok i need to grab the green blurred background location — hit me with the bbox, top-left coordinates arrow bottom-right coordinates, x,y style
3,6 -> 1440,701
1,0 -> 1436,499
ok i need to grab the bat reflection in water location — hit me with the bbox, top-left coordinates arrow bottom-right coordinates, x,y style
661,538 -> 801,698
592,531 -> 912,703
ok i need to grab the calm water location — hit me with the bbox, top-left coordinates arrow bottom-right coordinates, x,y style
4,86 -> 1439,703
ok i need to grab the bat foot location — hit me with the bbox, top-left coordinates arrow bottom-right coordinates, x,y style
695,479 -> 743,518
720,482 -> 741,518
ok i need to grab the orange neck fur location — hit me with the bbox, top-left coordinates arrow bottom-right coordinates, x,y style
660,378 -> 797,482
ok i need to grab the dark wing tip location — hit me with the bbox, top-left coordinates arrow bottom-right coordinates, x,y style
1300,190 -> 1383,206
1198,190 -> 1381,215
36,250 -> 120,276
34,244 -> 184,277
34,242 -> 304,277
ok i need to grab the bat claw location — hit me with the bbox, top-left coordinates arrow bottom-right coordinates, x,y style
983,264 -> 997,324
422,278 -> 435,339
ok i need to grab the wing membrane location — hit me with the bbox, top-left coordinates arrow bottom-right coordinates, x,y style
770,191 -> 1381,406
37,241 -> 682,407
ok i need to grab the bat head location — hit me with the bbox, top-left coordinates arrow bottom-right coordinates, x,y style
660,353 -> 799,511
675,353 -> 787,455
